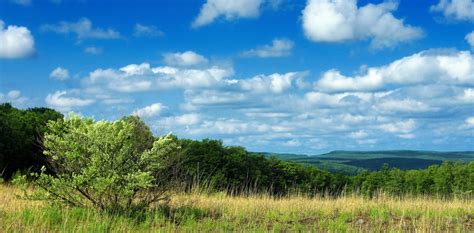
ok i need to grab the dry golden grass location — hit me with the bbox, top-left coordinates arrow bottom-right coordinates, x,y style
0,184 -> 43,212
1,184 -> 473,232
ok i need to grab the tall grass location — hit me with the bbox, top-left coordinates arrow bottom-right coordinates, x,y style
1,184 -> 472,232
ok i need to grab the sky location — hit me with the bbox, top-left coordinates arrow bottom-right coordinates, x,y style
0,0 -> 473,154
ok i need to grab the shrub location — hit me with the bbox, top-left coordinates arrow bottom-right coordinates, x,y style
30,114 -> 173,211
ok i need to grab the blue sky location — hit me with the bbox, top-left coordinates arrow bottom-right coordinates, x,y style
0,0 -> 473,154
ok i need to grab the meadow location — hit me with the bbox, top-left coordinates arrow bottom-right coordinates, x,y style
1,184 -> 473,232
1,105 -> 473,232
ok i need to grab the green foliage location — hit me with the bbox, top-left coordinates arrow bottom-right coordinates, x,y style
0,103 -> 63,180
351,161 -> 474,198
152,138 -> 348,195
31,114 -> 171,211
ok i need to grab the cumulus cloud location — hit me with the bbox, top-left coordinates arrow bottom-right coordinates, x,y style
132,103 -> 166,118
466,31 -> 474,49
41,18 -> 121,40
49,67 -> 70,80
192,0 -> 263,27
242,38 -> 294,58
0,90 -> 28,106
431,0 -> 474,21
84,62 -> 234,93
134,23 -> 164,37
315,50 -> 474,92
43,47 -> 474,152
0,20 -> 36,59
240,72 -> 306,93
45,90 -> 95,111
301,0 -> 423,48
163,51 -> 208,66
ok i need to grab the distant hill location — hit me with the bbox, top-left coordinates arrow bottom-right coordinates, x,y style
256,150 -> 474,175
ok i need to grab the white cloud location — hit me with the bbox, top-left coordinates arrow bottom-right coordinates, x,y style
120,63 -> 151,75
284,139 -> 302,147
357,139 -> 377,145
0,90 -> 28,106
315,50 -> 474,92
45,90 -> 95,111
184,90 -> 247,106
160,113 -> 201,126
459,88 -> 474,102
305,91 -> 344,107
316,69 -> 383,92
193,119 -> 251,135
11,0 -> 31,6
49,67 -> 70,80
398,133 -> 415,139
0,20 -> 35,59
431,0 -> 474,21
301,0 -> 423,48
374,98 -> 435,113
466,31 -> 474,49
379,119 -> 416,134
163,51 -> 208,66
349,130 -> 368,139
41,18 -> 121,40
192,0 -> 263,27
7,90 -> 21,99
134,24 -> 164,37
84,62 -> 234,93
240,72 -> 305,93
466,117 -> 474,127
84,46 -> 102,55
242,38 -> 294,58
132,103 -> 166,118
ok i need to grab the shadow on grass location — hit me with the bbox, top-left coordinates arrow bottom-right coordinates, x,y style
156,204 -> 221,225
103,203 -> 221,225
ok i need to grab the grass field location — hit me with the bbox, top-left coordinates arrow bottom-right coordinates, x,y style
0,184 -> 473,232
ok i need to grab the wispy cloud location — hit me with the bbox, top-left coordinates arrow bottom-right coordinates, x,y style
41,18 -> 121,40
242,38 -> 294,58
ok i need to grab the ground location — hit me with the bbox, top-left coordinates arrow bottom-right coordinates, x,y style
0,185 -> 472,232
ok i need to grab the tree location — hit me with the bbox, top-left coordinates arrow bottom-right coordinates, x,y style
0,103 -> 62,180
31,114 -> 172,211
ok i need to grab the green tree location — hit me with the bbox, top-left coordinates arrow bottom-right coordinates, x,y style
32,114 -> 172,211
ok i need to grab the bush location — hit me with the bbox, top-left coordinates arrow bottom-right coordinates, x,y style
30,114 -> 173,211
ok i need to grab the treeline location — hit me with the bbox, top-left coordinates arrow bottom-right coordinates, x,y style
0,103 -> 62,180
353,162 -> 473,197
0,103 -> 472,198
143,137 -> 474,197
159,137 -> 348,195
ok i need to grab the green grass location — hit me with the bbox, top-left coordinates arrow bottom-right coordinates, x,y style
1,185 -> 473,232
